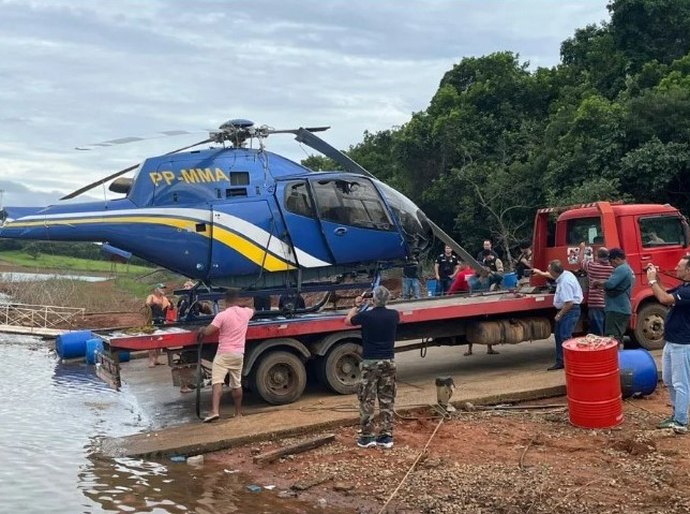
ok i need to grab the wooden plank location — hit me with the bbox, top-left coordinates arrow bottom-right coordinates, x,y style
0,325 -> 64,337
253,434 -> 336,464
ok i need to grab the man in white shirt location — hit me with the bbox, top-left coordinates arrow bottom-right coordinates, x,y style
533,260 -> 584,370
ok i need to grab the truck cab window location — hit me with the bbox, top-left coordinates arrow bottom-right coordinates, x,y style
311,179 -> 393,230
639,216 -> 686,247
284,182 -> 315,218
566,217 -> 602,245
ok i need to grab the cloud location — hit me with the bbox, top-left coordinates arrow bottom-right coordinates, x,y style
0,0 -> 609,206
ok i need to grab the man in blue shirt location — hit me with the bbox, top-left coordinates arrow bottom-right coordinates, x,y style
533,260 -> 583,370
647,256 -> 690,434
595,248 -> 635,346
345,286 -> 400,449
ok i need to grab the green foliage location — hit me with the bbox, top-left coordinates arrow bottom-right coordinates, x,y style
300,155 -> 341,171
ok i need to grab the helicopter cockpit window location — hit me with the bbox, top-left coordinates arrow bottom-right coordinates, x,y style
284,182 -> 315,218
311,179 -> 393,230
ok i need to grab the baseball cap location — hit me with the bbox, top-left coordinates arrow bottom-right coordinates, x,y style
154,283 -> 167,289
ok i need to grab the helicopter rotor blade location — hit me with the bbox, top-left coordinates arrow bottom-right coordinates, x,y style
267,126 -> 330,135
60,137 -> 213,200
75,130 -> 210,151
292,128 -> 375,179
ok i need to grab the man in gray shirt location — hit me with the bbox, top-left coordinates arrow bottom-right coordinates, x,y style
593,247 -> 635,346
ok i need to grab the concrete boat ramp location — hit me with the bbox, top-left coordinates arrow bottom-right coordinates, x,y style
100,340 -> 662,459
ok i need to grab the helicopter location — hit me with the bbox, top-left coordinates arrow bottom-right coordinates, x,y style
0,119 -> 480,299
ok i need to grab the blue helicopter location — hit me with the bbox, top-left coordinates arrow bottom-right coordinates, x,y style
0,119 -> 478,299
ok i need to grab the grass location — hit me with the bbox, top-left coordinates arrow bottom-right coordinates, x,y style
0,250 -> 152,275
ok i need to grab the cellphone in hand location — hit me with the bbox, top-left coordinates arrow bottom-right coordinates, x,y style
362,291 -> 374,298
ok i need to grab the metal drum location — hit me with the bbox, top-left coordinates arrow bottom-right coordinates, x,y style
619,349 -> 658,398
563,336 -> 623,429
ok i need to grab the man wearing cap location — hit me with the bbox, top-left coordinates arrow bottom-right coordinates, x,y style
345,286 -> 400,449
145,283 -> 171,367
597,248 -> 635,345
197,289 -> 254,422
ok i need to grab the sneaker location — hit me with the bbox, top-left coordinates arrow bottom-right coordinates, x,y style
657,417 -> 688,433
673,422 -> 688,434
376,435 -> 394,449
356,435 -> 377,448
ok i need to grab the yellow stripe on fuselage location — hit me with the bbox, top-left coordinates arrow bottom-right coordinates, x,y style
7,216 -> 294,272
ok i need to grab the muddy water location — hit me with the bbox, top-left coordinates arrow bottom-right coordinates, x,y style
0,334 -> 347,513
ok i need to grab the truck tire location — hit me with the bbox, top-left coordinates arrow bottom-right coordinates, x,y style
317,342 -> 362,394
633,303 -> 668,351
254,351 -> 307,405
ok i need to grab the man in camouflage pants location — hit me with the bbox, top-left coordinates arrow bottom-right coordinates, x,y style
345,286 -> 400,449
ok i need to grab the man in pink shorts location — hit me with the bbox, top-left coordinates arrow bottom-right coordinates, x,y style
196,289 -> 254,423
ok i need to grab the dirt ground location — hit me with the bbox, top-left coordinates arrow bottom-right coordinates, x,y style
206,391 -> 690,514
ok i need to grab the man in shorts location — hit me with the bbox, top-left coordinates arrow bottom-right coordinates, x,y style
196,289 -> 254,422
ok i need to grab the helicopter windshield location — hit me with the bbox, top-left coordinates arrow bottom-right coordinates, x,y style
376,181 -> 432,253
311,179 -> 393,230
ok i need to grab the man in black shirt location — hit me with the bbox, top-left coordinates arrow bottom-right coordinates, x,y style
345,286 -> 400,449
435,245 -> 459,295
647,257 -> 690,434
402,257 -> 422,299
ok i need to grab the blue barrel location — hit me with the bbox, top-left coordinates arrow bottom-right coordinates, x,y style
503,272 -> 518,289
85,338 -> 104,364
426,279 -> 439,297
55,330 -> 93,359
118,351 -> 131,363
618,349 -> 658,398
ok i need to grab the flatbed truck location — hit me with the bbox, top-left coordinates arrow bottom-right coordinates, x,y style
97,201 -> 690,405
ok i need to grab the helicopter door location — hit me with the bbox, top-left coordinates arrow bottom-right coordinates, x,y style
275,180 -> 333,268
309,178 -> 406,264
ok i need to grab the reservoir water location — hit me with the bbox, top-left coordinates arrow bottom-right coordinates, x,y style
0,333 -> 343,514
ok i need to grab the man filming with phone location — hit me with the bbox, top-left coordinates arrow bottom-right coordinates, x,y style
345,286 -> 400,449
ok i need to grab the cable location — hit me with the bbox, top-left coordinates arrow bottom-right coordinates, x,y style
377,416 -> 445,514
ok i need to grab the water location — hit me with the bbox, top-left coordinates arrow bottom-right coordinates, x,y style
0,334 -> 344,514
0,271 -> 109,283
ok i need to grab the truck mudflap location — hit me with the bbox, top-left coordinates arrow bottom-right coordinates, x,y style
95,350 -> 121,390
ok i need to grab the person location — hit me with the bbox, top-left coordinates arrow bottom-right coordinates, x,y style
196,289 -> 255,422
253,295 -> 272,311
278,292 -> 306,311
464,342 -> 498,356
533,260 -> 583,370
476,239 -> 499,262
646,257 -> 690,434
345,286 -> 400,449
145,283 -> 171,367
515,241 -> 533,279
468,249 -> 504,292
435,245 -> 459,295
644,231 -> 665,245
578,243 -> 613,336
401,256 -> 422,300
595,247 -> 634,346
448,263 -> 475,294
177,280 -> 213,322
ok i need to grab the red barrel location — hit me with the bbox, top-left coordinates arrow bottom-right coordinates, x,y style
563,336 -> 623,429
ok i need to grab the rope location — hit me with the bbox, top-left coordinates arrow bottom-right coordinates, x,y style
377,416 -> 445,514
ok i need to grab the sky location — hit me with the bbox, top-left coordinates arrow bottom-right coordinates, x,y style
0,0 -> 610,208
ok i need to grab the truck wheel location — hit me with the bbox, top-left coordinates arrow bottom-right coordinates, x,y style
254,351 -> 306,405
317,342 -> 362,394
633,303 -> 668,351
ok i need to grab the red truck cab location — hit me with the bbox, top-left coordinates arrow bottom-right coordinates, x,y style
531,201 -> 689,349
